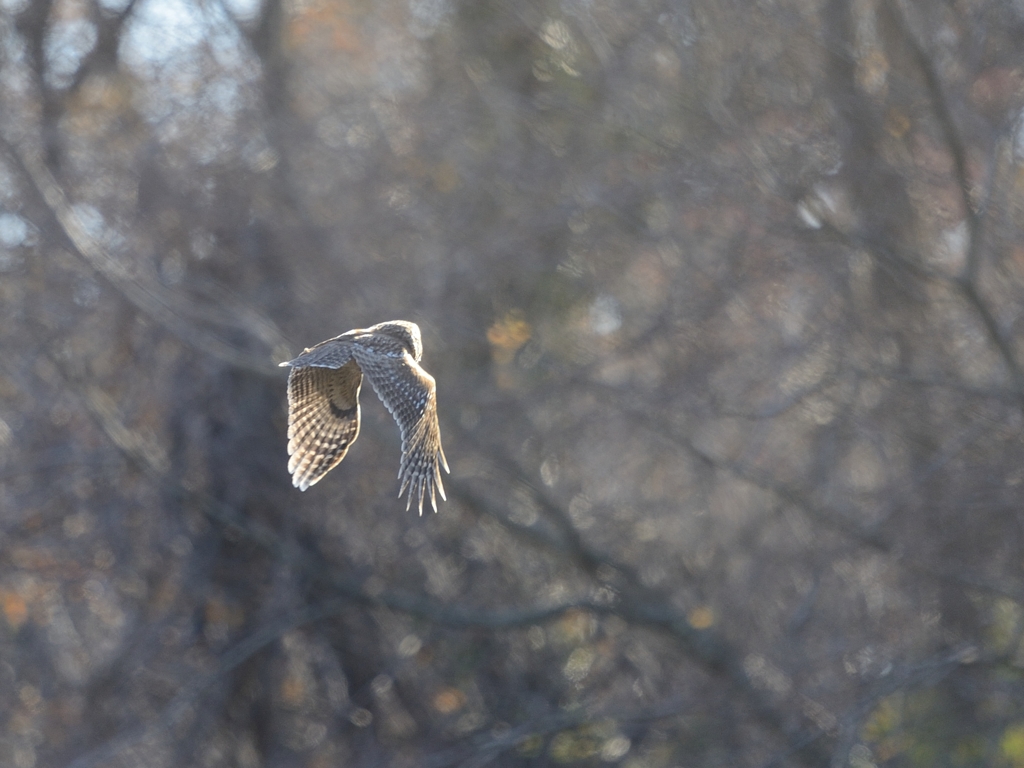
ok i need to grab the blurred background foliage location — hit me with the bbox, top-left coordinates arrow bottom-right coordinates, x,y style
2,0 -> 1024,765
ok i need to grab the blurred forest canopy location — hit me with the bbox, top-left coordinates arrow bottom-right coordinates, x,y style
3,0 -> 1024,765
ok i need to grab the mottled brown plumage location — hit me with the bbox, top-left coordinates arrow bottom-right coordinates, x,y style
279,321 -> 449,513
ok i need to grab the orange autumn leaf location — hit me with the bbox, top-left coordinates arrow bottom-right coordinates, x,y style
0,589 -> 28,630
433,687 -> 466,714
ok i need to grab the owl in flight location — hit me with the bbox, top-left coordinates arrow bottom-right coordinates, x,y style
279,321 -> 449,514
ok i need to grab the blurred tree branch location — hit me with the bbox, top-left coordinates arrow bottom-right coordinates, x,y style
0,135 -> 290,373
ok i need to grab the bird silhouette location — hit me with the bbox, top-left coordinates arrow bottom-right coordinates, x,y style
279,321 -> 448,513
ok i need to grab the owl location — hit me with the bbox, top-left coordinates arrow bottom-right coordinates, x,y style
279,321 -> 449,514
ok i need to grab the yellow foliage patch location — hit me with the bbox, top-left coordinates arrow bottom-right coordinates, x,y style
687,605 -> 715,629
487,311 -> 532,357
1002,724 -> 1024,767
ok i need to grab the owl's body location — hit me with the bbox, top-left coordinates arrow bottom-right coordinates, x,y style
279,321 -> 448,514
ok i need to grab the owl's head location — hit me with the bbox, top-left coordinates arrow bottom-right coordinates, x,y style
372,320 -> 423,360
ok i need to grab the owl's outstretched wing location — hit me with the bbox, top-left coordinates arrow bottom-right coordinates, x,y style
283,358 -> 363,491
353,347 -> 449,514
